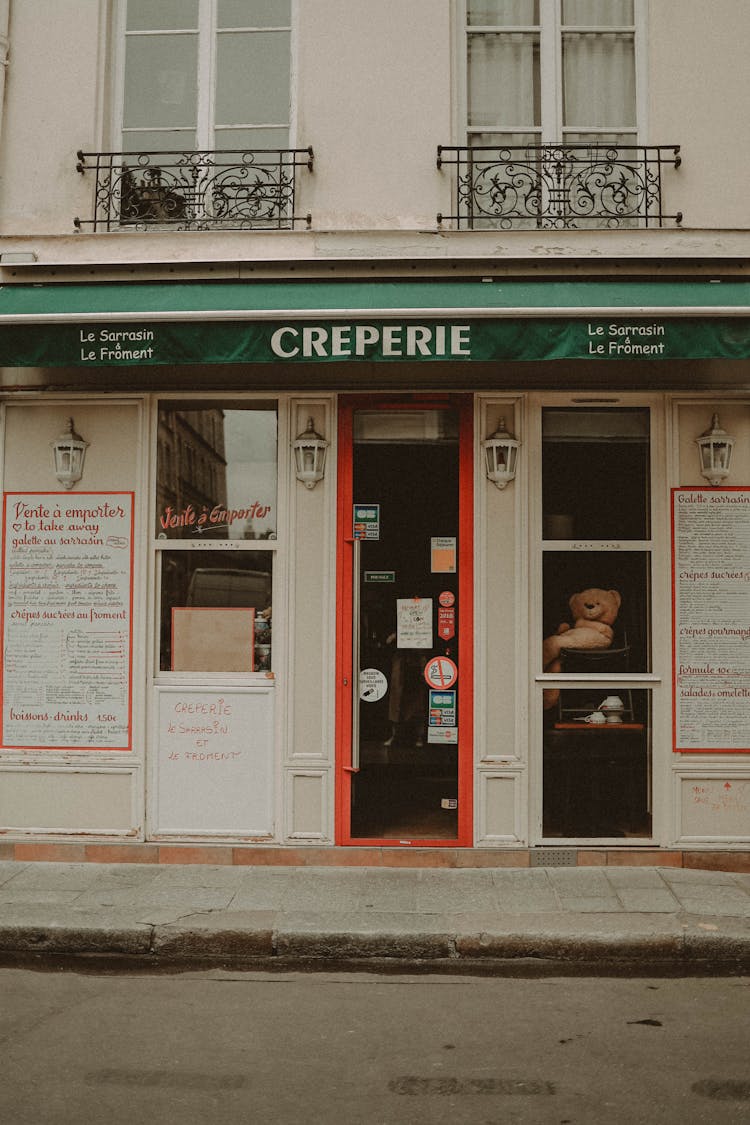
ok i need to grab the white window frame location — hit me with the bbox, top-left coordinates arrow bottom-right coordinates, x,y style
529,391 -> 667,846
111,0 -> 295,152
150,394 -> 287,686
456,0 -> 649,147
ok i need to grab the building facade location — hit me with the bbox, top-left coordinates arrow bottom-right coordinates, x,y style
0,0 -> 748,863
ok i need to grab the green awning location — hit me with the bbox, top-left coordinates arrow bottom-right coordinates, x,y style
1,279 -> 749,365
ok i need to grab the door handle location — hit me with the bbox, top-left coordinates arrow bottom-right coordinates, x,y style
351,539 -> 361,771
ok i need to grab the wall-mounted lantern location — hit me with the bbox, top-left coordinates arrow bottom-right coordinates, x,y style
482,418 -> 519,489
696,413 -> 734,486
293,416 -> 328,489
51,418 -> 89,490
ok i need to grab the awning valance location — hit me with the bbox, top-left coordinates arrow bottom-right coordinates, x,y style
1,279 -> 749,365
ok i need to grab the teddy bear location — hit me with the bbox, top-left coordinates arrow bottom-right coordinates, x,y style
542,588 -> 622,709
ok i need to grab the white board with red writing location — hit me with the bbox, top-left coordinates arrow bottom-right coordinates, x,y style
153,686 -> 274,835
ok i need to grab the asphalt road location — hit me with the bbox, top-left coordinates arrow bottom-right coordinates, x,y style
1,969 -> 748,1125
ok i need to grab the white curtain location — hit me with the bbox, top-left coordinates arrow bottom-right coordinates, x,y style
562,31 -> 635,130
562,0 -> 633,24
466,1 -> 635,138
467,1 -> 538,24
468,32 -> 539,129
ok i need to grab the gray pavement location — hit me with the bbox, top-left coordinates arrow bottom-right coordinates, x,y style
0,860 -> 749,974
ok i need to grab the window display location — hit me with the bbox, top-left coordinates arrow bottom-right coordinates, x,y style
541,407 -> 653,839
155,402 -> 276,674
158,551 -> 272,673
543,688 -> 652,839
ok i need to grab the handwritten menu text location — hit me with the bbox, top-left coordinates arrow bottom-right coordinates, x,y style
672,488 -> 750,752
2,492 -> 133,749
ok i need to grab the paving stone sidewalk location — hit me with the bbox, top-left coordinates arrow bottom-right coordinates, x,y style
0,861 -> 748,973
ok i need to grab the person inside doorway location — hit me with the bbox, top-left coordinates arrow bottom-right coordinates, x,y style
383,637 -> 429,748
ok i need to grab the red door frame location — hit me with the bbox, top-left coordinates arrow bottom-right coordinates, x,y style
335,393 -> 474,846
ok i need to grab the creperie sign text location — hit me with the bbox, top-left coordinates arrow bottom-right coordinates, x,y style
270,323 -> 471,359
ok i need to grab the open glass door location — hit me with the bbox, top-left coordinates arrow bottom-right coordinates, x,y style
336,396 -> 473,846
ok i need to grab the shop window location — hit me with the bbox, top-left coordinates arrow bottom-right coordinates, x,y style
542,407 -> 650,541
540,406 -> 652,839
156,405 -> 277,541
543,687 -> 652,838
155,402 -> 277,674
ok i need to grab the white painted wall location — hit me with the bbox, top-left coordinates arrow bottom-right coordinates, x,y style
647,0 -> 750,229
296,0 -> 452,229
0,0 -> 748,237
0,0 -> 107,235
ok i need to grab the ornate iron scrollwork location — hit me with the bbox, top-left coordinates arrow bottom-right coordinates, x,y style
75,148 -> 314,232
437,144 -> 681,229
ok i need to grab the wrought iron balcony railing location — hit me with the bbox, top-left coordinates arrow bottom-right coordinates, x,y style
74,147 -> 314,232
437,144 -> 682,230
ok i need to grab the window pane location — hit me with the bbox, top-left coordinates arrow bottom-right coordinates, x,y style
543,688 -> 651,839
562,0 -> 633,25
123,35 -> 198,130
468,0 -> 538,22
127,0 -> 199,31
562,131 -> 636,145
216,31 -> 290,125
542,408 -> 650,540
542,551 -> 651,674
122,129 -> 197,152
214,125 -> 290,149
218,0 -> 291,26
159,551 -> 273,672
563,32 -> 635,128
156,405 -> 278,541
468,32 -> 539,127
469,130 -> 539,147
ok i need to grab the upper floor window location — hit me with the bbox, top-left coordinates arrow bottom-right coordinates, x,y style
436,0 -> 682,229
466,0 -> 639,149
119,0 -> 292,153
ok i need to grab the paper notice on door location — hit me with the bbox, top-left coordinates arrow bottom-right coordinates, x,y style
396,597 -> 433,648
431,537 -> 456,573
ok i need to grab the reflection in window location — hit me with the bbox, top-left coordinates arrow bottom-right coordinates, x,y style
122,0 -> 292,152
159,551 -> 273,672
156,405 -> 277,541
542,408 -> 650,540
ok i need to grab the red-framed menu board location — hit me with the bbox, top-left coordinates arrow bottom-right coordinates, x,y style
672,487 -> 750,753
1,492 -> 134,750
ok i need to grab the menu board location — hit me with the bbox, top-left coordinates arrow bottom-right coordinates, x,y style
1,492 -> 134,750
672,488 -> 750,753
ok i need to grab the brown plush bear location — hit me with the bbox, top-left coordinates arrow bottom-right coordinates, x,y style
543,588 -> 622,709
